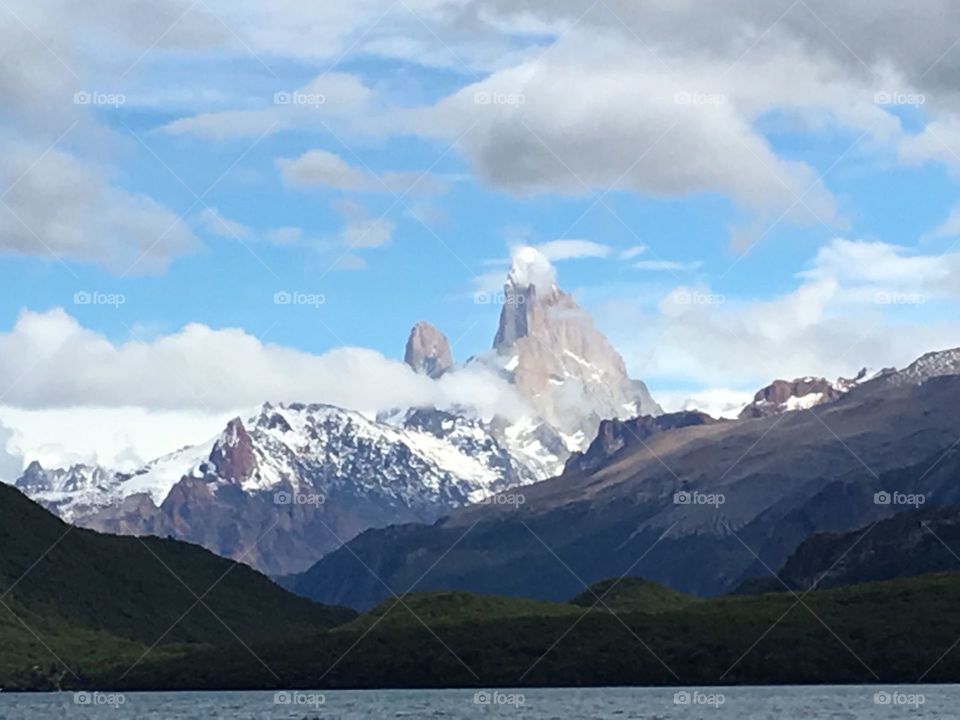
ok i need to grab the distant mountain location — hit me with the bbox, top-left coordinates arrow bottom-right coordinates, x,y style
737,506 -> 960,593
737,368 -> 888,419
18,402 -> 539,576
286,348 -> 960,609
0,482 -> 353,689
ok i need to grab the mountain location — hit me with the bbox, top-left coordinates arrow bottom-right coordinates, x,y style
404,321 -> 453,378
19,402 -> 539,576
737,506 -> 960,593
485,246 -> 662,444
13,247 -> 667,576
0,482 -> 353,689
286,348 -> 960,609
737,368 -> 887,419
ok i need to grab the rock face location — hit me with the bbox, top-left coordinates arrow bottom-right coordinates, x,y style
404,321 -> 453,378
488,246 -> 662,441
564,411 -> 717,475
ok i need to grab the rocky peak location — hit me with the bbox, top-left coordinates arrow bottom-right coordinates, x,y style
208,417 -> 256,484
489,246 -> 662,438
404,321 -> 454,378
564,411 -> 716,474
16,460 -> 47,492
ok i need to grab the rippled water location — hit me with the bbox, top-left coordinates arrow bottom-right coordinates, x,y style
0,686 -> 949,719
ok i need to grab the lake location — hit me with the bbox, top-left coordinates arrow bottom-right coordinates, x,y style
0,685 -> 946,718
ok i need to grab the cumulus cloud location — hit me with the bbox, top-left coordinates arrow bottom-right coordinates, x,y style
0,308 -> 527,421
607,239 -> 960,393
0,142 -> 197,274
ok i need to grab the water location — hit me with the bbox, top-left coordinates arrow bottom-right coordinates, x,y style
0,686 -> 948,718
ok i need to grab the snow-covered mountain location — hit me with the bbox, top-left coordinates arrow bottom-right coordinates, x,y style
16,402 -> 540,575
15,246 -> 667,575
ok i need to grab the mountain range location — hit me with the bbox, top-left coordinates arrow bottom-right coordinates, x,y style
9,247 -> 960,602
286,350 -> 960,608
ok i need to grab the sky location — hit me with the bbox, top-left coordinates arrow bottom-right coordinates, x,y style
3,0 -> 960,473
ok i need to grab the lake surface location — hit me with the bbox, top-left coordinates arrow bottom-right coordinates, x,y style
0,685 -> 948,718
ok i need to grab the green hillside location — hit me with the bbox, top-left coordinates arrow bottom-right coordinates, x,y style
570,577 -> 701,613
109,571 -> 960,690
0,483 -> 355,688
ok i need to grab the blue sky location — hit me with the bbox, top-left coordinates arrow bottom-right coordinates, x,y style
3,0 -> 960,469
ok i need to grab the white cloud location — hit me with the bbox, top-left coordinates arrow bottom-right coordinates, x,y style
196,207 -> 252,239
277,148 -> 443,195
534,239 -> 610,261
162,72 -> 377,140
606,239 -> 960,392
634,260 -> 702,272
928,203 -> 960,239
0,420 -> 23,483
0,142 -> 198,274
620,245 -> 646,260
0,309 -> 525,421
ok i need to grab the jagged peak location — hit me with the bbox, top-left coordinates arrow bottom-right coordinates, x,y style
404,321 -> 454,378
